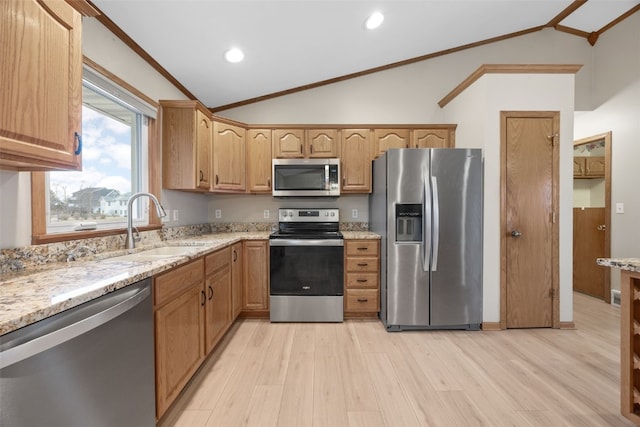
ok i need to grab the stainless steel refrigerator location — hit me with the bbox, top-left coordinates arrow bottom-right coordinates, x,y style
370,148 -> 483,331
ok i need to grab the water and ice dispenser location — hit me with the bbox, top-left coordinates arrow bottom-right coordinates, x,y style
395,204 -> 422,242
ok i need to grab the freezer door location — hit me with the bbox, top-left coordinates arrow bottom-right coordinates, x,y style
385,149 -> 431,327
429,149 -> 483,326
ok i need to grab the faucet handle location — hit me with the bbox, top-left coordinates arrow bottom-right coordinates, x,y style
133,226 -> 141,242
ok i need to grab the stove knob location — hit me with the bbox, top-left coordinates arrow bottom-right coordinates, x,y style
330,212 -> 335,217
324,212 -> 329,216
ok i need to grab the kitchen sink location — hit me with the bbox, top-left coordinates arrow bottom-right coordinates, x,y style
107,244 -> 205,262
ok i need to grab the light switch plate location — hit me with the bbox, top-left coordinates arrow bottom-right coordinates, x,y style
215,209 -> 222,219
263,210 -> 269,219
352,209 -> 358,219
172,209 -> 179,221
616,202 -> 624,214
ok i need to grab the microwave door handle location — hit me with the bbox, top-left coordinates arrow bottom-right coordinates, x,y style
325,164 -> 329,190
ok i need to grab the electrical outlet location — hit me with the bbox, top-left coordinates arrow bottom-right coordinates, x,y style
215,209 -> 222,219
263,209 -> 269,219
352,209 -> 358,219
172,209 -> 179,221
616,202 -> 624,214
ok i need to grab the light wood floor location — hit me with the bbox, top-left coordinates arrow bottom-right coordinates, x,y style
159,292 -> 634,427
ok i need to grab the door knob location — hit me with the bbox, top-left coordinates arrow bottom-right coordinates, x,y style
597,224 -> 606,231
511,230 -> 522,237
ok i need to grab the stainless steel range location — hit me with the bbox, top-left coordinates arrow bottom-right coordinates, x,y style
269,208 -> 344,322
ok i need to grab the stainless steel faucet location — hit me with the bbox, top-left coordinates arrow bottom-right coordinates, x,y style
125,192 -> 167,249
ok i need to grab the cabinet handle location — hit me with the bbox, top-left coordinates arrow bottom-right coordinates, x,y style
357,263 -> 368,267
74,132 -> 82,155
357,247 -> 368,251
357,298 -> 369,303
300,143 -> 303,153
356,279 -> 368,283
199,170 -> 204,182
201,290 -> 206,306
267,178 -> 271,188
215,174 -> 219,185
208,286 -> 213,300
233,250 -> 237,262
342,177 -> 345,186
310,144 -> 313,154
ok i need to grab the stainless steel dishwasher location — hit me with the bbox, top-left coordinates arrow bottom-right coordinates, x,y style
0,278 -> 155,427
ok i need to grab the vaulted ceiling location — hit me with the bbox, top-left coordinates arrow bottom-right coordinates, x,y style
89,0 -> 640,111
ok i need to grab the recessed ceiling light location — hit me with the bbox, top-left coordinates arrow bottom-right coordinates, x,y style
225,47 -> 244,63
365,11 -> 384,30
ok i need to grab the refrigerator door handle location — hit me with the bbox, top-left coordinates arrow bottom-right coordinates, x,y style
423,175 -> 431,272
431,176 -> 440,271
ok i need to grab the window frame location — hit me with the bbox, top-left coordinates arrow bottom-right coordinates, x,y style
30,57 -> 162,245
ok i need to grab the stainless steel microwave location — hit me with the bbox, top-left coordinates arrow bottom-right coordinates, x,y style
272,158 -> 340,197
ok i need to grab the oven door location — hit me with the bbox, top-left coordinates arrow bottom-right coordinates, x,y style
269,239 -> 344,296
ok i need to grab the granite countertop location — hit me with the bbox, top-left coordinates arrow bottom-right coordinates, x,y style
0,231 -> 380,336
597,258 -> 640,273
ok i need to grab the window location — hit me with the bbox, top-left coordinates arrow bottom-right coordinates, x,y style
45,65 -> 156,234
30,60 -> 161,244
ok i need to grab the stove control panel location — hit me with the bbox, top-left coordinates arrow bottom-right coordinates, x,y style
278,208 -> 339,222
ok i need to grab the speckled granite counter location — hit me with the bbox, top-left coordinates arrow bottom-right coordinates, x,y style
596,258 -> 640,273
0,232 -> 268,336
341,231 -> 380,240
0,230 -> 380,336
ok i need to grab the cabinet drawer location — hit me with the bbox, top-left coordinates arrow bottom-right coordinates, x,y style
345,240 -> 379,257
205,247 -> 231,275
345,272 -> 378,289
346,257 -> 378,272
154,259 -> 204,307
345,289 -> 379,312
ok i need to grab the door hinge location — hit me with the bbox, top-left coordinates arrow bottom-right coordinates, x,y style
551,212 -> 556,224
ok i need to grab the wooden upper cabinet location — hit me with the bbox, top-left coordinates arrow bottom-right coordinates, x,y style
246,129 -> 272,193
412,128 -> 454,148
272,129 -> 305,158
574,156 -> 605,178
161,100 -> 212,191
341,129 -> 372,193
212,121 -> 246,192
272,128 -> 339,158
0,0 -> 84,171
373,129 -> 410,158
306,129 -> 339,158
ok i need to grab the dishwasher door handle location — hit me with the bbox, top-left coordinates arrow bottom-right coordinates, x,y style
0,285 -> 151,369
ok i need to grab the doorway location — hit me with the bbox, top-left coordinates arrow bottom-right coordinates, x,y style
572,132 -> 612,302
500,111 -> 560,329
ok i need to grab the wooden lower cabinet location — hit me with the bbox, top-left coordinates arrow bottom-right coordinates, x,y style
154,259 -> 205,419
204,247 -> 232,353
242,240 -> 269,315
344,239 -> 380,317
231,242 -> 243,319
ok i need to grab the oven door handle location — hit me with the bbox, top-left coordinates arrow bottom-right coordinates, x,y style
269,239 -> 344,247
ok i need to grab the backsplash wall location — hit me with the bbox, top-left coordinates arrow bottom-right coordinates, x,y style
208,193 -> 369,223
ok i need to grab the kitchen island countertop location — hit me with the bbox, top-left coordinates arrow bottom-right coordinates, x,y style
596,258 -> 640,273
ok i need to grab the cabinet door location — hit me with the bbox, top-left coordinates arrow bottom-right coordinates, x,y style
155,281 -> 205,418
306,129 -> 339,158
243,240 -> 269,311
231,242 -> 243,319
585,156 -> 605,177
412,129 -> 451,148
205,265 -> 231,353
273,129 -> 304,158
373,129 -> 409,158
247,129 -> 272,193
213,122 -> 246,191
1,0 -> 82,170
341,129 -> 372,193
573,157 -> 586,177
161,101 -> 211,191
195,110 -> 212,189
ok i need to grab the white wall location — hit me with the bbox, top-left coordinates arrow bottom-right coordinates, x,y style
574,12 -> 640,293
441,73 -> 575,323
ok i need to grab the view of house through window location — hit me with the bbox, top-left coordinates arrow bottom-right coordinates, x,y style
47,81 -> 148,233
